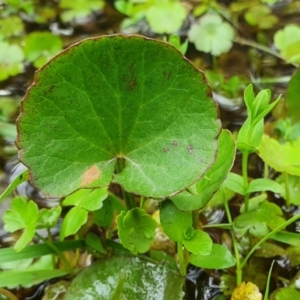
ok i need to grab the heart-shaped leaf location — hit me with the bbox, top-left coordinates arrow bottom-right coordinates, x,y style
16,35 -> 220,198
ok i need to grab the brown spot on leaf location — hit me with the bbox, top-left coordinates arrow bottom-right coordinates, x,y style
172,141 -> 178,147
81,166 -> 101,187
163,147 -> 170,152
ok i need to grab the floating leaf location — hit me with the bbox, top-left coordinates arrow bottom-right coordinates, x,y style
64,256 -> 185,299
24,32 -> 63,68
146,1 -> 187,34
188,13 -> 234,56
117,207 -> 157,254
16,35 -> 220,198
189,243 -> 235,269
258,135 -> 300,176
3,197 -> 39,252
0,42 -> 24,81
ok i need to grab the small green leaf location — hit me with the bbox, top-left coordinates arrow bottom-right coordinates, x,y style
0,240 -> 85,264
86,233 -> 107,255
223,172 -> 245,195
277,173 -> 300,205
168,34 -> 188,55
0,16 -> 24,38
117,208 -> 156,254
183,229 -> 212,256
244,5 -> 278,29
36,206 -> 62,229
274,24 -> 300,63
234,201 -> 285,237
237,118 -> 264,153
0,169 -> 28,202
286,68 -> 300,123
258,135 -> 300,176
3,198 -> 39,252
93,196 -> 114,229
0,269 -> 68,288
189,243 -> 235,269
247,178 -> 284,194
160,200 -> 192,242
188,13 -> 234,56
60,206 -> 88,240
63,187 -> 108,211
24,32 -> 63,68
0,42 -> 24,81
146,1 -> 187,34
271,232 -> 300,248
59,0 -> 105,22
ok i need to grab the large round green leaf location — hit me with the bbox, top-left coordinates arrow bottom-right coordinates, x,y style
16,35 -> 220,198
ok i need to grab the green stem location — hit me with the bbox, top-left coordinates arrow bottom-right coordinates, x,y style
222,187 -> 242,285
35,232 -> 74,275
241,76 -> 291,84
139,196 -> 144,209
240,212 -> 300,269
177,241 -> 186,277
192,210 -> 199,229
234,37 -> 299,68
115,158 -> 136,210
0,288 -> 18,300
242,152 -> 250,212
264,163 -> 269,179
284,172 -> 290,208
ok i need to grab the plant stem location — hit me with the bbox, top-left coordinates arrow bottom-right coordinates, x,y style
242,151 -> 250,212
240,212 -> 300,269
192,210 -> 199,229
139,196 -> 144,209
284,172 -> 291,207
222,187 -> 242,285
35,232 -> 74,275
115,158 -> 136,210
0,289 -> 18,300
234,37 -> 299,68
177,241 -> 186,277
